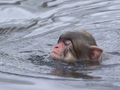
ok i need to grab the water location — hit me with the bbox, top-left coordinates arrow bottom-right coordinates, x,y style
0,0 -> 120,90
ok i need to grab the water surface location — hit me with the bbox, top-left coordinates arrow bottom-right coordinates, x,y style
0,0 -> 120,90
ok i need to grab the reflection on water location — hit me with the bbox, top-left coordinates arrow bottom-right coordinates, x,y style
0,0 -> 120,90
51,69 -> 101,79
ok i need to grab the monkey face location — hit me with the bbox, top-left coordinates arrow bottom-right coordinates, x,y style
50,40 -> 77,62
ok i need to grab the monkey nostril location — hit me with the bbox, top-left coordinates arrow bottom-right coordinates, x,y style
54,46 -> 59,48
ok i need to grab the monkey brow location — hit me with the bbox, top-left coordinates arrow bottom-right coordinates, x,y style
58,37 -> 73,43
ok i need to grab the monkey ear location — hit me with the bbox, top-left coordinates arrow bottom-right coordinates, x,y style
89,46 -> 103,60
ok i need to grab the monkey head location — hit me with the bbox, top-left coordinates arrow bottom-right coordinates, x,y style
50,30 -> 103,63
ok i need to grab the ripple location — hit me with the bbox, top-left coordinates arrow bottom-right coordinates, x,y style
0,0 -> 21,4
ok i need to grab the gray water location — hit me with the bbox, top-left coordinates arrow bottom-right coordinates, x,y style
0,0 -> 120,90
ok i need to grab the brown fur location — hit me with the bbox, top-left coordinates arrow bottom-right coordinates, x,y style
51,30 -> 103,63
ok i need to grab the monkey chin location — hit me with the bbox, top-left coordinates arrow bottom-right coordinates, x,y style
50,53 -> 77,63
50,52 -> 63,62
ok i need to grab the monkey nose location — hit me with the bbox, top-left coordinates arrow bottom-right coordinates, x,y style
53,42 -> 64,49
54,45 -> 59,49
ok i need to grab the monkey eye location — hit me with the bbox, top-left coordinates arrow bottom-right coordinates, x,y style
64,40 -> 72,45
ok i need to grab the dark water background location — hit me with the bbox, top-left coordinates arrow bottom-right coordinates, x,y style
0,0 -> 120,90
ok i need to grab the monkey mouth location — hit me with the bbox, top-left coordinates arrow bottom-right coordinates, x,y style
51,51 -> 61,56
51,51 -> 63,61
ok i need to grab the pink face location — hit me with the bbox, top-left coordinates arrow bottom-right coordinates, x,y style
50,40 -> 73,62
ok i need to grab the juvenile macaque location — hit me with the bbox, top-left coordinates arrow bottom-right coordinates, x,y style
50,30 -> 103,64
